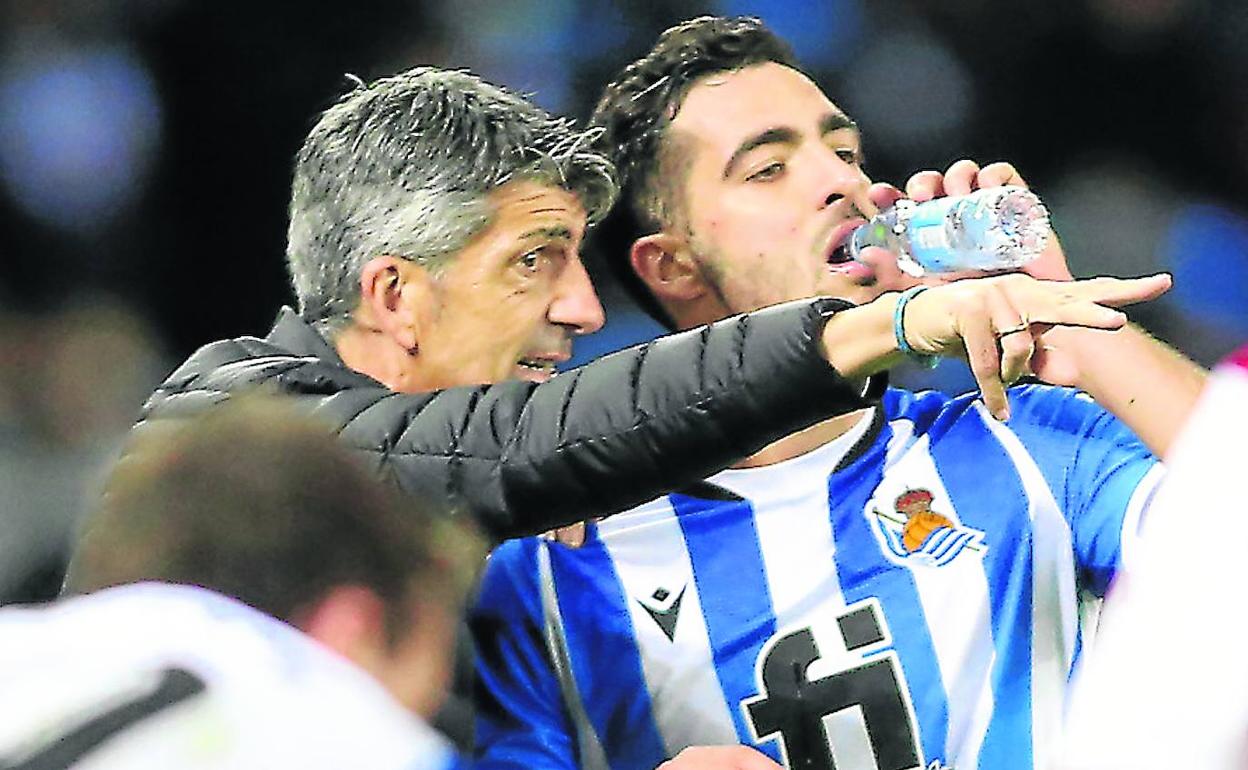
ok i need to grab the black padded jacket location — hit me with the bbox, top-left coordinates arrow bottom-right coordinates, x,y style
139,298 -> 879,543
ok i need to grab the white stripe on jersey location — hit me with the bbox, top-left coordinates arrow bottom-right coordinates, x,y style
977,403 -> 1078,770
711,411 -> 872,631
598,501 -> 740,753
599,410 -> 878,756
711,414 -> 873,764
873,418 -> 997,768
1117,462 -> 1166,573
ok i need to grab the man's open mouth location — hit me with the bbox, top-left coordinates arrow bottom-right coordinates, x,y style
827,242 -> 852,265
517,358 -> 557,376
824,218 -> 865,266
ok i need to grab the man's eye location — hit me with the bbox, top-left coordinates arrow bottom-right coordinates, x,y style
835,148 -> 861,166
519,249 -> 543,272
746,161 -> 784,182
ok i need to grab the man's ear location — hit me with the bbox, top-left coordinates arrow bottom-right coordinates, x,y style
630,233 -> 706,304
358,256 -> 433,352
296,585 -> 388,665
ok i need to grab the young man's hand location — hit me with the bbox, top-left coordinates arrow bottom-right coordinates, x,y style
861,158 -> 1073,292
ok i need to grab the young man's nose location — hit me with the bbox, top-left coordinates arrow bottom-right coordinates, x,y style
813,149 -> 869,211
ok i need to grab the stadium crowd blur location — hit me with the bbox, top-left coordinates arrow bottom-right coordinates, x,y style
1,0 -> 1246,605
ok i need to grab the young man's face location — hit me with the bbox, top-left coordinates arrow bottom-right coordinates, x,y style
667,62 -> 887,319
406,180 -> 604,388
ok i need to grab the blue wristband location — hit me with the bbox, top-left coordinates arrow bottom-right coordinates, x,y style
893,286 -> 939,369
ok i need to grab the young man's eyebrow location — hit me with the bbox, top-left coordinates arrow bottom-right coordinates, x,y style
722,127 -> 798,180
820,112 -> 858,136
720,115 -> 858,180
823,112 -> 867,166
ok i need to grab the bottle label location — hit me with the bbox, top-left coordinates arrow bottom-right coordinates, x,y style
913,225 -> 951,252
905,196 -> 962,271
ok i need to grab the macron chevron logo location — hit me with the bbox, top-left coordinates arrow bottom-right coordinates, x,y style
637,585 -> 686,642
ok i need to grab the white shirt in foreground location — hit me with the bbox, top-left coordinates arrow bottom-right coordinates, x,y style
1062,346 -> 1248,769
0,582 -> 457,770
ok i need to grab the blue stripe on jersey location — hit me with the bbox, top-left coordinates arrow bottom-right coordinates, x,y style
670,493 -> 781,763
928,396 -> 1034,769
1002,385 -> 1125,514
549,536 -> 668,770
827,416 -> 949,766
1003,385 -> 1156,595
474,538 -> 580,769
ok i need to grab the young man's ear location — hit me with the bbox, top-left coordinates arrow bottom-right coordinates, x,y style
358,256 -> 433,352
630,233 -> 706,303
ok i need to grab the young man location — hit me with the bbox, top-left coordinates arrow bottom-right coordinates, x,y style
470,17 -> 1206,770
2,399 -> 480,768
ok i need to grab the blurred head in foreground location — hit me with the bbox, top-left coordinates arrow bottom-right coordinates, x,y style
66,397 -> 482,717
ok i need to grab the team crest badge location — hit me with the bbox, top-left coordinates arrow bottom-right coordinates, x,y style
868,488 -> 987,567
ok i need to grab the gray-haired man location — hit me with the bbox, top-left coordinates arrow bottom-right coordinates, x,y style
125,66 -> 878,542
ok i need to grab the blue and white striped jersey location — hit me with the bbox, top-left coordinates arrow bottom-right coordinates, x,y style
472,385 -> 1163,770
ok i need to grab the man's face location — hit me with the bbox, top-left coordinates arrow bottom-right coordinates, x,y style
407,180 -> 604,388
667,62 -> 885,317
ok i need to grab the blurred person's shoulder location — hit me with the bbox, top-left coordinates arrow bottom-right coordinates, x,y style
0,583 -> 451,769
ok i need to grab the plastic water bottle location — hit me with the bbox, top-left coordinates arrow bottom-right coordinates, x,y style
847,186 -> 1051,276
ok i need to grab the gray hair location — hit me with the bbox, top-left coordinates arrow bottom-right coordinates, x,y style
286,67 -> 618,334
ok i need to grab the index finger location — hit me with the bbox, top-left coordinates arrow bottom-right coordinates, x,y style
1064,274 -> 1173,307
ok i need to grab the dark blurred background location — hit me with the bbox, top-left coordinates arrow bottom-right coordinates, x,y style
1,0 -> 1245,603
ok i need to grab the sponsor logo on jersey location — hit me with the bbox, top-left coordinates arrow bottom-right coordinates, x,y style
868,488 -> 986,568
741,600 -> 925,770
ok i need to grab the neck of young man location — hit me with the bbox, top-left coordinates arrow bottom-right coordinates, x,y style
676,299 -> 873,470
733,408 -> 871,469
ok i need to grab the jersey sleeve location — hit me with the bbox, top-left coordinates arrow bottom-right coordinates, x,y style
470,538 -> 579,770
1006,385 -> 1162,595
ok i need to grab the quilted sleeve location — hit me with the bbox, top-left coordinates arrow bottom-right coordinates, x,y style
145,298 -> 876,542
383,297 -> 875,540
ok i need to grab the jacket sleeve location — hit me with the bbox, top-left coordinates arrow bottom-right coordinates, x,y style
150,297 -> 877,542
395,297 -> 877,541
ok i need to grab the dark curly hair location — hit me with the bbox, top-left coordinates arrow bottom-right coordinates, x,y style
589,17 -> 800,326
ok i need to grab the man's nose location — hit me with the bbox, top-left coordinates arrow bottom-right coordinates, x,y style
813,150 -> 870,213
549,256 -> 606,335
